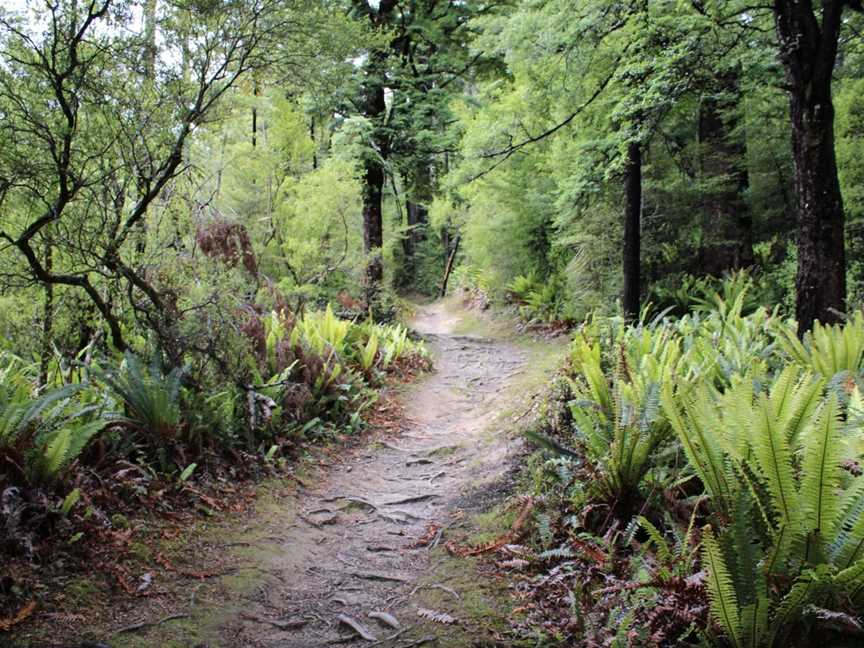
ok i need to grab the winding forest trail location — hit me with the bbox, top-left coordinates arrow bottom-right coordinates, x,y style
88,300 -> 564,648
213,301 -> 532,647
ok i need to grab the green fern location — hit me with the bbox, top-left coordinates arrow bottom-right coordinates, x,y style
703,525 -> 742,647
775,311 -> 864,378
96,351 -> 185,442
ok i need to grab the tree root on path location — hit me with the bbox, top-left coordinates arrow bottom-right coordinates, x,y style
240,612 -> 308,630
348,570 -> 410,583
409,583 -> 460,600
337,613 -> 378,641
383,494 -> 438,506
115,613 -> 190,634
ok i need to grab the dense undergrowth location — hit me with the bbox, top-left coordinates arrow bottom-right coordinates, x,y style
0,306 -> 428,564
453,264 -> 783,335
518,275 -> 864,647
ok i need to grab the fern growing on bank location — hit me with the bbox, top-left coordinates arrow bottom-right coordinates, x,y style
525,276 -> 864,646
665,364 -> 864,645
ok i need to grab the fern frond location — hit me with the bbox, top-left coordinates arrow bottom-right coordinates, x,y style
638,516 -> 672,563
703,526 -> 742,648
829,477 -> 864,568
767,566 -> 833,646
524,429 -> 581,460
751,395 -> 798,528
800,395 -> 842,543
662,381 -> 731,505
41,428 -> 71,477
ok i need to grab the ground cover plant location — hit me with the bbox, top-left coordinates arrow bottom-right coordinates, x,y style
516,276 -> 864,647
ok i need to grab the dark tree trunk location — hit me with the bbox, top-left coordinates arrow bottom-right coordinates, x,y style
252,106 -> 257,148
356,0 -> 396,308
362,144 -> 386,304
310,117 -> 318,170
440,235 -> 460,298
698,67 -> 754,275
623,141 -> 642,321
360,58 -> 387,306
773,0 -> 852,332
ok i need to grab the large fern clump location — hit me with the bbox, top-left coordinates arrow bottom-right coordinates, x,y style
239,305 -> 430,443
0,352 -> 113,484
664,365 -> 864,646
560,317 -> 680,517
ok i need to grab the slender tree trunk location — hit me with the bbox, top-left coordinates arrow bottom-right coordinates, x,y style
773,0 -> 851,332
698,67 -> 754,275
39,237 -> 54,388
440,235 -> 460,298
623,141 -> 642,321
252,107 -> 257,148
310,116 -> 318,170
251,79 -> 260,149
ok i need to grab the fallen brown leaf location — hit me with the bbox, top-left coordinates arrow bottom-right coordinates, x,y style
0,600 -> 37,631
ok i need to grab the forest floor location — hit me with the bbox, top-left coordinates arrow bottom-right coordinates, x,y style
9,298 -> 566,648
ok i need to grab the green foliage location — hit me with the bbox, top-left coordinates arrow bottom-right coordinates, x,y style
775,312 -> 864,378
97,352 -> 185,445
527,276 -> 864,645
554,317 -> 680,513
0,353 -> 112,483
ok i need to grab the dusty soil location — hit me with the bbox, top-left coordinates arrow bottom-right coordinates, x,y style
8,299 -> 565,648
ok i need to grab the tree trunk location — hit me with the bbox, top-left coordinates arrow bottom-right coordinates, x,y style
362,146 -> 385,304
440,235 -> 460,298
774,0 -> 850,332
39,237 -> 54,389
251,106 -> 257,148
356,0 -> 396,308
359,52 -> 387,306
310,116 -> 318,170
698,67 -> 754,275
623,141 -> 642,321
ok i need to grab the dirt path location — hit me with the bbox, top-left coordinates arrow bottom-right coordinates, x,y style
215,302 -> 536,647
28,300 -> 563,648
